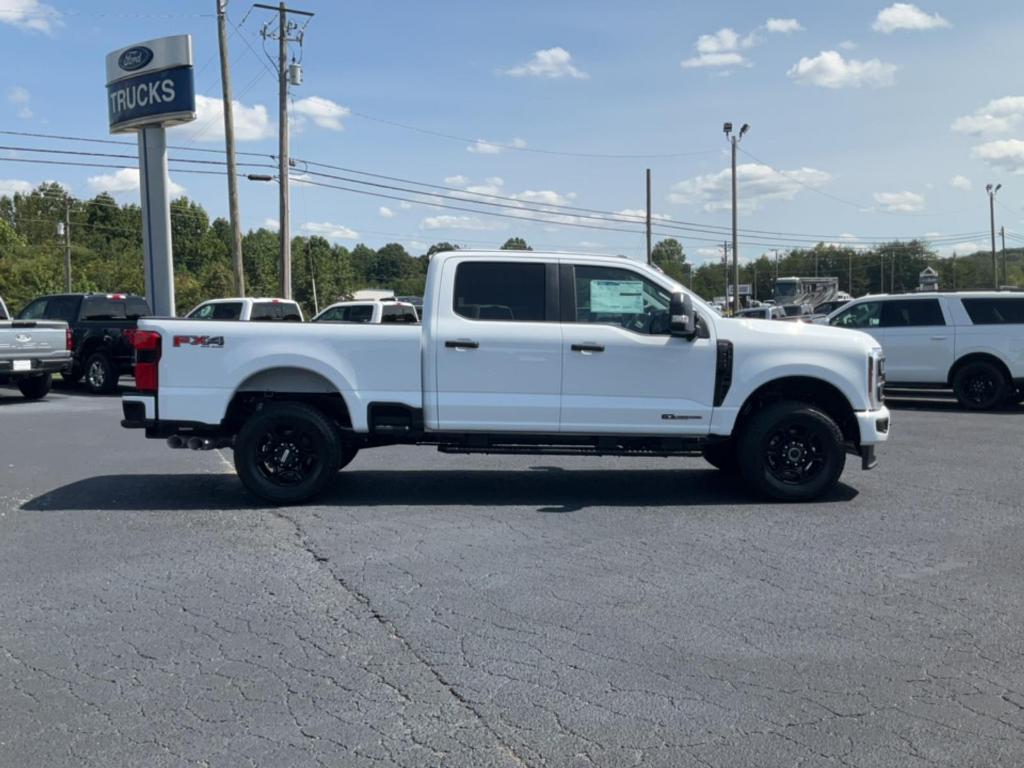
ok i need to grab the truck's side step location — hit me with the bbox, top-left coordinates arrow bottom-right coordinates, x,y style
438,445 -> 703,457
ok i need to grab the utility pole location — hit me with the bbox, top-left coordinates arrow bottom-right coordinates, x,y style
217,0 -> 245,297
61,196 -> 71,291
999,228 -> 1007,290
773,249 -> 779,281
848,251 -> 852,294
879,251 -> 884,294
306,239 -> 319,315
722,241 -> 729,303
645,168 -> 652,265
258,2 -> 313,299
952,251 -> 957,291
724,122 -> 749,316
891,250 -> 896,293
986,183 -> 1001,290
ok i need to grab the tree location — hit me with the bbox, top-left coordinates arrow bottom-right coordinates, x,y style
651,238 -> 686,283
500,237 -> 532,251
425,242 -> 458,261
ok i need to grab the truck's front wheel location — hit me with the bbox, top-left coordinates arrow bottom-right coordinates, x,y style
234,402 -> 342,505
738,401 -> 846,502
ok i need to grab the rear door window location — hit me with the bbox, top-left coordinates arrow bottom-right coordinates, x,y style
880,299 -> 945,327
346,305 -> 374,323
961,298 -> 1024,325
18,298 -> 49,319
45,295 -> 80,322
250,302 -> 276,321
381,305 -> 419,323
453,261 -> 547,322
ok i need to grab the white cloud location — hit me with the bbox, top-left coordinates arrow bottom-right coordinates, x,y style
398,201 -> 412,210
939,241 -> 983,256
696,246 -> 725,262
301,221 -> 359,241
420,215 -> 504,231
765,18 -> 803,33
873,3 -> 951,33
517,189 -> 577,206
444,175 -> 469,186
466,137 -> 527,154
87,168 -> 185,198
873,190 -> 925,212
262,218 -> 279,231
378,206 -> 395,219
7,85 -> 31,119
169,95 -> 273,142
949,175 -> 972,191
504,47 -> 589,79
291,96 -> 349,131
616,208 -> 671,222
971,139 -> 1024,174
681,27 -> 752,68
838,40 -> 858,50
669,163 -> 831,212
951,96 -> 1024,136
0,178 -> 33,196
787,50 -> 896,88
0,0 -> 61,33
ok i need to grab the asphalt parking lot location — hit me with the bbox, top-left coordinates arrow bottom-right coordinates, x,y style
2,384 -> 1024,768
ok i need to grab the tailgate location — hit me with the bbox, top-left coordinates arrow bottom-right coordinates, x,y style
0,320 -> 70,370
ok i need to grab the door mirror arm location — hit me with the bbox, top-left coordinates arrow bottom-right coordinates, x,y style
670,292 -> 698,341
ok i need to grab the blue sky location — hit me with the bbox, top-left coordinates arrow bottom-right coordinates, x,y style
2,0 -> 1023,263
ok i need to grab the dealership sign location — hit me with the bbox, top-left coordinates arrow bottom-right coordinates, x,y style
105,35 -> 195,133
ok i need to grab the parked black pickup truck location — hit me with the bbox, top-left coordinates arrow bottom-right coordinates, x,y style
17,293 -> 151,394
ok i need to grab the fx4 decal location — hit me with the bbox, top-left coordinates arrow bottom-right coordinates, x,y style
173,335 -> 225,348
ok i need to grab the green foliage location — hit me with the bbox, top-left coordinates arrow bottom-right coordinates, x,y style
500,237 -> 532,251
651,238 -> 687,283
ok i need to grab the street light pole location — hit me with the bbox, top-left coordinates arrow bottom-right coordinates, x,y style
986,183 -> 1001,290
724,122 -> 749,315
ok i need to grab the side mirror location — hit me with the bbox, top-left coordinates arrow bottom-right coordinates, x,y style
670,292 -> 697,340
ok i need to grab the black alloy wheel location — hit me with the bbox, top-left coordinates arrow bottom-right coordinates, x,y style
953,361 -> 1007,411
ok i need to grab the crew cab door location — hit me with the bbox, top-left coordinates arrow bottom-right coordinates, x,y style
559,262 -> 716,435
433,259 -> 562,431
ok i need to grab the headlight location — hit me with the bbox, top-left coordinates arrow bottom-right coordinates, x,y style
868,350 -> 885,409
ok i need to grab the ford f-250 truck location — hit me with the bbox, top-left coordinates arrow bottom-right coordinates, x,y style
121,251 -> 890,504
0,296 -> 72,400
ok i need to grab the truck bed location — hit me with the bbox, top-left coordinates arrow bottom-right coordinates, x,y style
0,320 -> 70,376
140,318 -> 423,430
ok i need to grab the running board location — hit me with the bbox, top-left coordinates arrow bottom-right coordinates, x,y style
437,444 -> 704,458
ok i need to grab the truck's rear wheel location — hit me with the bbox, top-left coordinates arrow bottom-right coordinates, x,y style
701,440 -> 739,472
234,401 -> 342,505
953,361 -> 1007,411
738,401 -> 845,502
17,373 -> 52,400
84,352 -> 117,394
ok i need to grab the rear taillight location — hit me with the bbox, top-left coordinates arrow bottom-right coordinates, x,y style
132,330 -> 161,394
65,327 -> 73,351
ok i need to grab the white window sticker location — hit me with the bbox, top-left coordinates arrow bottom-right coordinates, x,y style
590,280 -> 644,313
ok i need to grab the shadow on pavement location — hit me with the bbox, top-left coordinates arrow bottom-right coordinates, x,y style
21,467 -> 859,514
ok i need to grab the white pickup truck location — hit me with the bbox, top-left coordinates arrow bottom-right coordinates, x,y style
121,251 -> 890,504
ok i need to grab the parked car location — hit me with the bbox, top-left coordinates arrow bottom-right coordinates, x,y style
0,296 -> 72,400
17,293 -> 150,394
395,295 -> 424,312
122,250 -> 890,505
312,299 -> 419,324
186,297 -> 303,322
780,303 -> 815,318
735,306 -> 787,321
827,291 -> 1024,409
816,299 -> 853,316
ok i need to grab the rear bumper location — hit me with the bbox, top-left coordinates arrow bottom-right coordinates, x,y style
122,395 -> 222,439
0,355 -> 71,376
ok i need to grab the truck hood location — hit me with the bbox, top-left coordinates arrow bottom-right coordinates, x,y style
718,316 -> 878,351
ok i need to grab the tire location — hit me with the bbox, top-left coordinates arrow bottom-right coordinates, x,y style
17,373 -> 52,400
234,401 -> 342,505
952,360 -> 1007,411
84,352 -> 117,394
702,440 -> 739,472
737,400 -> 846,502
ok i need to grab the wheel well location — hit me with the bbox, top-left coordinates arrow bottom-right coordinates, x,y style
734,377 -> 857,443
223,367 -> 352,433
947,353 -> 1011,387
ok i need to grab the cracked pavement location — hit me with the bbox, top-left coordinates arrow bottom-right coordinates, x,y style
2,385 -> 1023,767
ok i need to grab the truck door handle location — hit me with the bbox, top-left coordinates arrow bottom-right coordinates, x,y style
930,335 -> 948,341
571,343 -> 605,353
445,339 -> 479,350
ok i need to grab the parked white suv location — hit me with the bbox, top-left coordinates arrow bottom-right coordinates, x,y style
828,292 -> 1024,410
187,298 -> 304,322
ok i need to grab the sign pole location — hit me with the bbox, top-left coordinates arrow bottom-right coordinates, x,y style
137,126 -> 176,316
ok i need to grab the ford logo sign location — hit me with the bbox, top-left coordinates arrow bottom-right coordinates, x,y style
119,46 -> 154,72
15,334 -> 30,343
